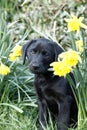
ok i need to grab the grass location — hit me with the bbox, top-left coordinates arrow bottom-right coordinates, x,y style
0,0 -> 87,130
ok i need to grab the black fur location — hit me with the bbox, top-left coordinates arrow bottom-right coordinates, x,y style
22,38 -> 78,130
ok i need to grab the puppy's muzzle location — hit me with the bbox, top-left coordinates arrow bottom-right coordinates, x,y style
29,63 -> 41,73
32,63 -> 40,71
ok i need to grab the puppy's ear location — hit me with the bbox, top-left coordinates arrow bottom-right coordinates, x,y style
22,40 -> 36,64
53,42 -> 64,61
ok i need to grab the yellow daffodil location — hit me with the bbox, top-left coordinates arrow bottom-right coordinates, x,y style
9,53 -> 18,61
9,45 -> 22,61
12,45 -> 22,57
50,61 -> 71,77
0,62 -> 10,75
75,40 -> 84,52
50,50 -> 81,77
65,14 -> 87,32
59,50 -> 81,67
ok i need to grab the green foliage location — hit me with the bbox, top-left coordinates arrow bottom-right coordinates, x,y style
0,0 -> 87,130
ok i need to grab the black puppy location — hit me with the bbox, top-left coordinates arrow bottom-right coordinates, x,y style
22,38 -> 77,130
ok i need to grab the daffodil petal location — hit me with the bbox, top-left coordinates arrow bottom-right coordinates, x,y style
80,23 -> 87,29
0,63 -> 10,75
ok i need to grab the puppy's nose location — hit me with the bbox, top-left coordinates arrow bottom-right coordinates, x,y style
32,64 -> 39,70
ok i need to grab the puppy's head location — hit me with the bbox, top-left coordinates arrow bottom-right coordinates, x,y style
22,38 -> 63,74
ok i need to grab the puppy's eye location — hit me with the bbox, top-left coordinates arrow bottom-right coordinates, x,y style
42,51 -> 49,57
30,49 -> 37,54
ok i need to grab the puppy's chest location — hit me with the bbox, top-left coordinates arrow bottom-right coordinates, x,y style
35,77 -> 63,102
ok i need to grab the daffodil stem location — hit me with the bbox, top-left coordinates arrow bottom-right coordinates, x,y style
69,32 -> 76,50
